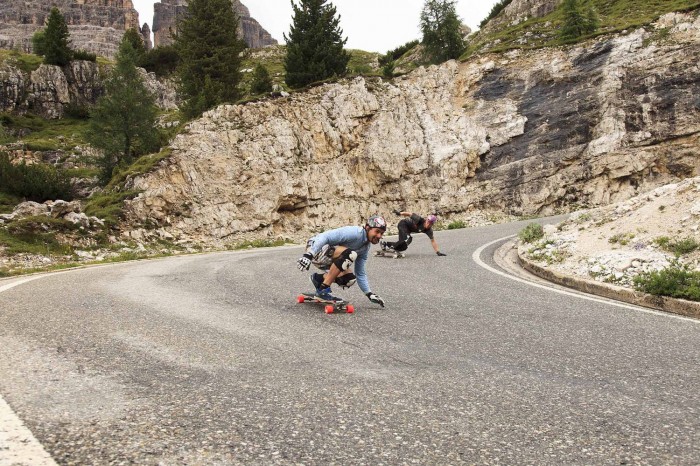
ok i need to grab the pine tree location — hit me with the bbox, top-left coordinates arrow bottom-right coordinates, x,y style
88,39 -> 160,183
42,7 -> 72,66
250,64 -> 273,95
284,0 -> 349,89
420,0 -> 465,64
174,0 -> 246,119
561,0 -> 598,41
122,28 -> 147,60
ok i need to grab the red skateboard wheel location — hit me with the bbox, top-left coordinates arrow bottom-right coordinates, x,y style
346,305 -> 355,314
297,295 -> 305,303
324,305 -> 334,314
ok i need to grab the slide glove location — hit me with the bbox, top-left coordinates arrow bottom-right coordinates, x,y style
366,292 -> 385,308
436,251 -> 447,256
297,253 -> 313,271
392,209 -> 401,216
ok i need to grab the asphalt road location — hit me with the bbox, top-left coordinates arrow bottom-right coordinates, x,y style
1,217 -> 698,465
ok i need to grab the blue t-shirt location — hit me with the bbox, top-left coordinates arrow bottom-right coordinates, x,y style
308,226 -> 372,293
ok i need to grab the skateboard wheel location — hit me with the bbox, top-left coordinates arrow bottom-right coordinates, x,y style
346,305 -> 355,314
324,305 -> 334,314
297,295 -> 305,303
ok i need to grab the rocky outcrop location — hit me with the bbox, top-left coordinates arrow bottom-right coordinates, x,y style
152,0 -> 277,49
0,0 -> 148,58
120,12 -> 700,246
481,0 -> 561,34
0,61 -> 177,118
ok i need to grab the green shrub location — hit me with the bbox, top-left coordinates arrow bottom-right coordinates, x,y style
83,190 -> 140,227
250,64 -> 273,95
233,238 -> 289,250
519,222 -> 544,243
379,40 -> 419,66
0,152 -> 74,202
1,216 -> 76,255
71,49 -> 97,62
634,261 -> 700,302
655,236 -> 700,256
447,220 -> 466,230
139,45 -> 179,77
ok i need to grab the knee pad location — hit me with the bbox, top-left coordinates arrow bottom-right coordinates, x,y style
394,241 -> 408,252
333,249 -> 357,271
335,273 -> 357,289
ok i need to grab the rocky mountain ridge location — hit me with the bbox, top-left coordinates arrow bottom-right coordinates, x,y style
118,11 -> 700,248
0,0 -> 276,59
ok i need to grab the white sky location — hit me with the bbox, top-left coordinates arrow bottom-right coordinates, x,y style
132,0 -> 501,53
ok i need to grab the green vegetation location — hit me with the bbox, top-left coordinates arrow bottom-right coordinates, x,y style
175,0 -> 246,118
139,45 -> 180,78
608,232 -> 635,245
447,220 -> 467,230
0,152 -> 74,202
37,7 -> 73,66
106,148 -> 172,190
379,40 -> 420,67
420,0 -> 466,63
284,0 -> 350,89
88,38 -> 160,183
0,192 -> 22,214
347,49 -> 380,76
250,64 -> 273,95
0,50 -> 43,73
561,0 -> 600,41
654,236 -> 700,256
233,238 -> 290,249
463,0 -> 700,57
0,216 -> 77,256
83,190 -> 140,227
480,0 -> 514,28
519,222 -> 544,243
633,260 -> 700,301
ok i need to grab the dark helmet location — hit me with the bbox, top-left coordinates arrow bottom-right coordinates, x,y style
366,214 -> 387,231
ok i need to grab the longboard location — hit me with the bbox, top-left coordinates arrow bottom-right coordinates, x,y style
375,250 -> 405,259
296,293 -> 355,314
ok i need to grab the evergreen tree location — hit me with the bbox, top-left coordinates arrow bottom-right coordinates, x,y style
88,39 -> 160,183
561,0 -> 599,41
420,0 -> 465,64
42,7 -> 72,66
122,27 -> 147,59
250,64 -> 273,95
284,0 -> 349,89
174,0 -> 246,119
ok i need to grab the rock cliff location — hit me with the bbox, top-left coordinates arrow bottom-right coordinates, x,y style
0,0 -> 148,58
0,61 -> 177,118
120,12 -> 700,246
481,0 -> 561,34
152,0 -> 277,49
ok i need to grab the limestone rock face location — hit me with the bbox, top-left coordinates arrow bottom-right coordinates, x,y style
152,0 -> 277,49
0,61 -> 177,118
0,0 -> 145,58
121,12 -> 700,246
481,0 -> 561,33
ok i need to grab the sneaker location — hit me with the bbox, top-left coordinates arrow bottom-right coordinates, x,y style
315,285 -> 338,301
310,272 -> 325,292
380,239 -> 387,251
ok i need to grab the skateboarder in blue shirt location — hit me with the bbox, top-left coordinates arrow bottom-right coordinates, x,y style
297,215 -> 387,307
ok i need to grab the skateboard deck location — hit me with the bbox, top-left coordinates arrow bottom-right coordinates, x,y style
375,250 -> 405,259
296,293 -> 355,314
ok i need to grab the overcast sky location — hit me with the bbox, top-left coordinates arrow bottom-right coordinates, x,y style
132,0 -> 501,53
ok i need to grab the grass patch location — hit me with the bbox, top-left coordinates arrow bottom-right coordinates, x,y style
654,236 -> 700,256
463,0 -> 700,57
0,216 -> 77,255
83,190 -> 140,227
0,50 -> 43,73
232,238 -> 290,250
0,192 -> 22,214
347,49 -> 381,76
106,148 -> 172,190
633,260 -> 700,301
519,222 -> 544,243
447,220 -> 467,230
609,232 -> 635,245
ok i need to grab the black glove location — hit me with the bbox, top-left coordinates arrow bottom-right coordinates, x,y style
436,251 -> 447,256
392,209 -> 401,216
297,253 -> 313,271
366,292 -> 385,307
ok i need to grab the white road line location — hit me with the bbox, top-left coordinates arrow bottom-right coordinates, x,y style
1,277 -> 57,465
473,235 -> 700,324
0,394 -> 57,466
